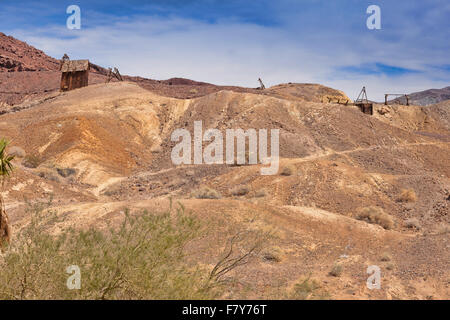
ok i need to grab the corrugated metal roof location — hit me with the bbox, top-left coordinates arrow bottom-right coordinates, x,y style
61,60 -> 90,72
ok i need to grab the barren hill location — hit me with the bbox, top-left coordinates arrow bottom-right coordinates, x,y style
265,83 -> 351,103
1,80 -> 449,299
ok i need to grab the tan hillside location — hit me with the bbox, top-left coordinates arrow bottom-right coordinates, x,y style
266,83 -> 352,104
1,80 -> 449,299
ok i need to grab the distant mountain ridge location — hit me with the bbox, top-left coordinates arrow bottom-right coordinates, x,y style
0,32 -> 60,72
391,86 -> 450,106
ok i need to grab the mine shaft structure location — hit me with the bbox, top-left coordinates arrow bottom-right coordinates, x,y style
354,86 -> 373,115
59,54 -> 90,92
106,67 -> 124,83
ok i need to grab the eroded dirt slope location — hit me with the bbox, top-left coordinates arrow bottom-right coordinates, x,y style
1,81 -> 449,300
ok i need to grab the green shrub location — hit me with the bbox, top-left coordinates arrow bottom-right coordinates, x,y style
405,218 -> 421,230
357,206 -> 394,230
230,185 -> 250,197
0,200 -> 220,300
254,189 -> 267,198
56,168 -> 76,178
380,252 -> 392,262
262,246 -> 283,263
329,264 -> 343,277
37,170 -> 60,182
194,187 -> 221,199
397,189 -> 417,203
290,276 -> 329,300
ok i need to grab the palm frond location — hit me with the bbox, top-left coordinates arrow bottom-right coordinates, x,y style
0,138 -> 14,179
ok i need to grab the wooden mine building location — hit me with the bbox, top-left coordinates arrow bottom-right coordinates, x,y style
60,59 -> 90,92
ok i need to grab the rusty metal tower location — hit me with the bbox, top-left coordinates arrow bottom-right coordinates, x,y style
354,86 -> 373,115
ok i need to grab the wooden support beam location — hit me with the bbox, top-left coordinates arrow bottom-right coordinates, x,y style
258,78 -> 266,90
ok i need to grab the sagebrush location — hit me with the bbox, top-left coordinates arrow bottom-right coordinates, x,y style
357,206 -> 394,230
0,200 -> 222,300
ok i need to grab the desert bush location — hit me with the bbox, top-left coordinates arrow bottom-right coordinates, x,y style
405,218 -> 421,230
0,200 -> 220,300
254,189 -> 267,198
194,187 -> 221,200
386,263 -> 395,271
292,277 -> 319,299
280,165 -> 296,176
56,168 -> 76,178
262,246 -> 283,263
329,264 -> 343,277
230,185 -> 250,197
397,189 -> 417,203
208,231 -> 266,285
37,170 -> 60,182
290,276 -> 329,300
380,252 -> 392,262
357,206 -> 394,230
22,155 -> 42,168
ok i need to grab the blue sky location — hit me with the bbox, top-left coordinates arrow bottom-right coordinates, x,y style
1,0 -> 449,100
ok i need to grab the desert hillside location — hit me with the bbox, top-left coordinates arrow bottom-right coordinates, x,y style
1,78 -> 449,299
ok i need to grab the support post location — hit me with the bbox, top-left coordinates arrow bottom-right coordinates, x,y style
258,78 -> 266,90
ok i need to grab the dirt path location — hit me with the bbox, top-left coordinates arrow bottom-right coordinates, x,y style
288,141 -> 449,164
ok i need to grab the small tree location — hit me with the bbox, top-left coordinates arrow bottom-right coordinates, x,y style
0,138 -> 15,247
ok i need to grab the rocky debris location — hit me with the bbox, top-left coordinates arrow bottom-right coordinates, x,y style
377,106 -> 390,115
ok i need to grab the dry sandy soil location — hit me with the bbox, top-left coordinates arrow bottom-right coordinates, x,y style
1,79 -> 448,300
